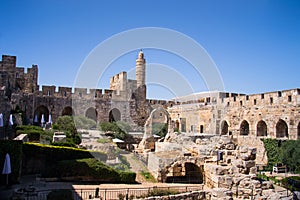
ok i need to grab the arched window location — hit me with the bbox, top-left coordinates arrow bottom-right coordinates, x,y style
200,125 -> 204,133
276,119 -> 288,138
257,120 -> 267,136
240,120 -> 249,135
220,121 -> 229,135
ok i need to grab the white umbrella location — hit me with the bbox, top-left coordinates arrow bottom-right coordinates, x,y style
34,115 -> 38,123
0,113 -> 3,127
48,114 -> 52,124
2,153 -> 11,185
9,114 -> 13,126
41,114 -> 45,124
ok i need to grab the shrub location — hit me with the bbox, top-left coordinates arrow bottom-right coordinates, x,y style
281,176 -> 300,191
44,158 -> 136,183
51,141 -> 77,148
22,143 -> 107,176
118,171 -> 136,183
97,138 -> 111,143
148,189 -> 179,197
16,125 -> 44,141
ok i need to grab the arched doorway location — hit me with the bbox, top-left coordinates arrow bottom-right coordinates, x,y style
109,108 -> 121,122
166,162 -> 203,184
62,106 -> 74,116
200,125 -> 204,133
175,120 -> 180,131
220,120 -> 229,135
85,107 -> 97,122
298,122 -> 300,139
34,105 -> 49,125
276,119 -> 288,138
240,120 -> 249,135
257,120 -> 267,136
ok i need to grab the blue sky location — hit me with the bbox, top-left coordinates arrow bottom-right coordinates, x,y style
1,0 -> 299,99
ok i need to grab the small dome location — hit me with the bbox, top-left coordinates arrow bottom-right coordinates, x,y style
138,50 -> 144,59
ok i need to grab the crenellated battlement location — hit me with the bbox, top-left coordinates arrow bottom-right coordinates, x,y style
34,84 -> 116,100
223,88 -> 300,107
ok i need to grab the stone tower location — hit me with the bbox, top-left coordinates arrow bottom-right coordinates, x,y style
136,50 -> 146,88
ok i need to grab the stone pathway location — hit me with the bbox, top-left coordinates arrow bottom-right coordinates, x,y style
120,151 -> 151,183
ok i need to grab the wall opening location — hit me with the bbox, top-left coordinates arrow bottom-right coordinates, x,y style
200,125 -> 204,133
109,108 -> 121,122
276,119 -> 288,138
220,120 -> 228,135
240,120 -> 250,135
33,105 -> 49,125
166,162 -> 203,184
85,107 -> 98,122
62,106 -> 74,116
257,120 -> 267,137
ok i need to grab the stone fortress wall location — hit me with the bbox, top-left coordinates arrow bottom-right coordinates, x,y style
0,52 -> 299,143
0,52 -> 174,131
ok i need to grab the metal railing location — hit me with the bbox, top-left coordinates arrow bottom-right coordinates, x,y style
12,185 -> 204,200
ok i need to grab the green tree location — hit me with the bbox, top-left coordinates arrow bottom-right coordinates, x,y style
99,121 -> 131,140
152,123 -> 168,137
74,115 -> 97,130
279,140 -> 300,172
52,116 -> 81,145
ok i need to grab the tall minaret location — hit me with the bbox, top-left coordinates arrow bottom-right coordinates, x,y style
136,50 -> 146,88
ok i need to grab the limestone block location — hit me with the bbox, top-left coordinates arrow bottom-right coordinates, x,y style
232,159 -> 243,168
261,189 -> 274,197
261,181 -> 273,189
229,166 -> 239,174
225,143 -> 235,150
239,178 -> 252,188
243,160 -> 255,168
211,188 -> 233,199
239,146 -> 248,153
249,166 -> 257,174
252,180 -> 262,189
225,177 -> 233,186
267,192 -> 281,199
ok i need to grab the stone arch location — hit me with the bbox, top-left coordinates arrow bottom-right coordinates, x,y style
150,107 -> 169,135
276,119 -> 288,138
62,106 -> 74,116
34,105 -> 49,125
220,120 -> 229,135
144,107 -> 170,138
109,108 -> 121,122
85,107 -> 98,122
298,122 -> 300,139
257,120 -> 267,137
165,162 -> 203,184
240,120 -> 249,135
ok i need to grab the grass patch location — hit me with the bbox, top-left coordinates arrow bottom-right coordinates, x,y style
140,171 -> 156,182
97,138 -> 111,143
